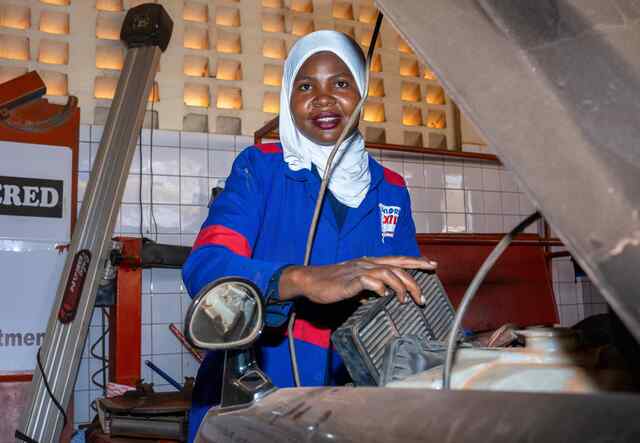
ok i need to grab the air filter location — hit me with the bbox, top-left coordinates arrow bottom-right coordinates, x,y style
332,270 -> 458,386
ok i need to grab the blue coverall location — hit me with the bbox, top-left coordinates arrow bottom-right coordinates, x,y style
182,142 -> 420,439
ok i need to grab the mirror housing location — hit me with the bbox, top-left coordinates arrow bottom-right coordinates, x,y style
184,277 -> 264,350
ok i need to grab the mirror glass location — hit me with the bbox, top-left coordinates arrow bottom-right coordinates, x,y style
185,278 -> 263,350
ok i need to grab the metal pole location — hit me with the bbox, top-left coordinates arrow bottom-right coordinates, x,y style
17,5 -> 172,442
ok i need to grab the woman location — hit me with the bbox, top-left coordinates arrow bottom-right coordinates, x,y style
182,30 -> 435,439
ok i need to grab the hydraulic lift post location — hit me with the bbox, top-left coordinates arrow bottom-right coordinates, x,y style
17,5 -> 172,442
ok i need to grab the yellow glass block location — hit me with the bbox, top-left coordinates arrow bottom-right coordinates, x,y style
262,13 -> 285,33
216,31 -> 241,54
40,70 -> 67,96
398,38 -> 413,54
96,45 -> 124,70
216,59 -> 242,81
96,14 -> 122,40
184,26 -> 209,50
0,35 -> 30,61
94,76 -> 118,99
215,7 -> 241,27
360,30 -> 381,48
263,38 -> 285,59
363,102 -> 385,123
291,0 -> 313,13
263,64 -> 282,86
370,54 -> 382,73
291,17 -> 314,36
358,6 -> 377,24
404,131 -> 424,147
38,39 -> 68,65
39,10 -> 69,35
184,2 -> 208,23
184,83 -> 210,107
368,78 -> 384,97
263,92 -> 280,113
399,58 -> 419,77
217,87 -> 242,110
40,0 -> 70,5
426,85 -> 445,105
0,4 -> 30,30
423,65 -> 437,81
148,83 -> 159,102
426,110 -> 446,129
184,55 -> 209,77
402,106 -> 422,126
332,2 -> 354,20
0,66 -> 27,84
126,0 -> 152,7
96,0 -> 124,12
401,82 -> 420,102
262,0 -> 284,8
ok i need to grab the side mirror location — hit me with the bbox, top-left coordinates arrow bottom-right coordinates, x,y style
185,277 -> 264,350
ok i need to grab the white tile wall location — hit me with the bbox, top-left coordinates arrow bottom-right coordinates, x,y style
552,255 -> 609,326
72,129 -> 608,425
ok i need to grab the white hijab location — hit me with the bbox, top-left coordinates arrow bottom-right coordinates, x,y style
279,30 -> 371,208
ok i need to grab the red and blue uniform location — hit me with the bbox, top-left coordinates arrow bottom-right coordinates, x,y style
182,143 -> 419,438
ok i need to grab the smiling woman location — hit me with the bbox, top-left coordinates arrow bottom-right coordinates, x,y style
182,30 -> 434,443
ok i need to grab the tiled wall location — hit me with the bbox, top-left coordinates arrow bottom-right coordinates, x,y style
72,125 -> 608,425
551,254 -> 609,326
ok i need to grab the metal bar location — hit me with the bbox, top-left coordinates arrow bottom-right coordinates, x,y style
252,120 -> 501,164
416,233 -> 563,247
546,250 -> 571,260
109,238 -> 142,386
253,116 -> 278,145
366,142 -> 501,163
19,44 -> 161,443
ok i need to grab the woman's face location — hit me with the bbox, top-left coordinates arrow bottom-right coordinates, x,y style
290,51 -> 361,145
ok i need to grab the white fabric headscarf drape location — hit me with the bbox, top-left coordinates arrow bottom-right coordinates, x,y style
279,30 -> 370,208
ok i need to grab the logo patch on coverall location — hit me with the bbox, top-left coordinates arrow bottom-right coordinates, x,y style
379,204 -> 400,243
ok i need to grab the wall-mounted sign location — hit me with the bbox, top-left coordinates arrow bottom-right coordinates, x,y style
1,141 -> 72,373
0,175 -> 64,218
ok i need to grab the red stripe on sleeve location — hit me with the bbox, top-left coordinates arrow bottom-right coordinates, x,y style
289,318 -> 331,349
255,143 -> 282,154
383,167 -> 406,187
192,225 -> 252,257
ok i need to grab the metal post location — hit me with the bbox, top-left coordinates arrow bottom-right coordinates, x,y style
17,5 -> 172,442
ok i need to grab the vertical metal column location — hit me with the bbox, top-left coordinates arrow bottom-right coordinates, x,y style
18,5 -> 172,442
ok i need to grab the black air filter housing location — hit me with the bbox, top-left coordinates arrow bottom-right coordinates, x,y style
332,270 -> 458,386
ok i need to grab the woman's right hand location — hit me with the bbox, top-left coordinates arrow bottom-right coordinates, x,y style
278,256 -> 437,305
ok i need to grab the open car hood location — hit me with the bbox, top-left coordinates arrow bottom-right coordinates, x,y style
375,0 -> 640,340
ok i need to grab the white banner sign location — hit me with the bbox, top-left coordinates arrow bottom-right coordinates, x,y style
0,141 -> 71,373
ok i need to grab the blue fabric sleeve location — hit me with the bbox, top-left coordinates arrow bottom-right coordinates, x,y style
182,148 -> 288,299
264,265 -> 294,328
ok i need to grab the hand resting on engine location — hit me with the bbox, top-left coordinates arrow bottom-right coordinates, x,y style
278,256 -> 437,305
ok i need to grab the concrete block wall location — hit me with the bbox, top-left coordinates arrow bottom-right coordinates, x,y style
0,0 -> 457,148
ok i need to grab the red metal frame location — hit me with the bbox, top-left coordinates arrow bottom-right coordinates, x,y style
109,237 -> 143,386
418,233 -> 559,330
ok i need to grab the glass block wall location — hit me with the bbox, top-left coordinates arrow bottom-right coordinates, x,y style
0,0 -> 458,148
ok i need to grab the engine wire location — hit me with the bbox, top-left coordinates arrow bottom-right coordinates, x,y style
442,211 -> 541,389
288,12 -> 385,387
